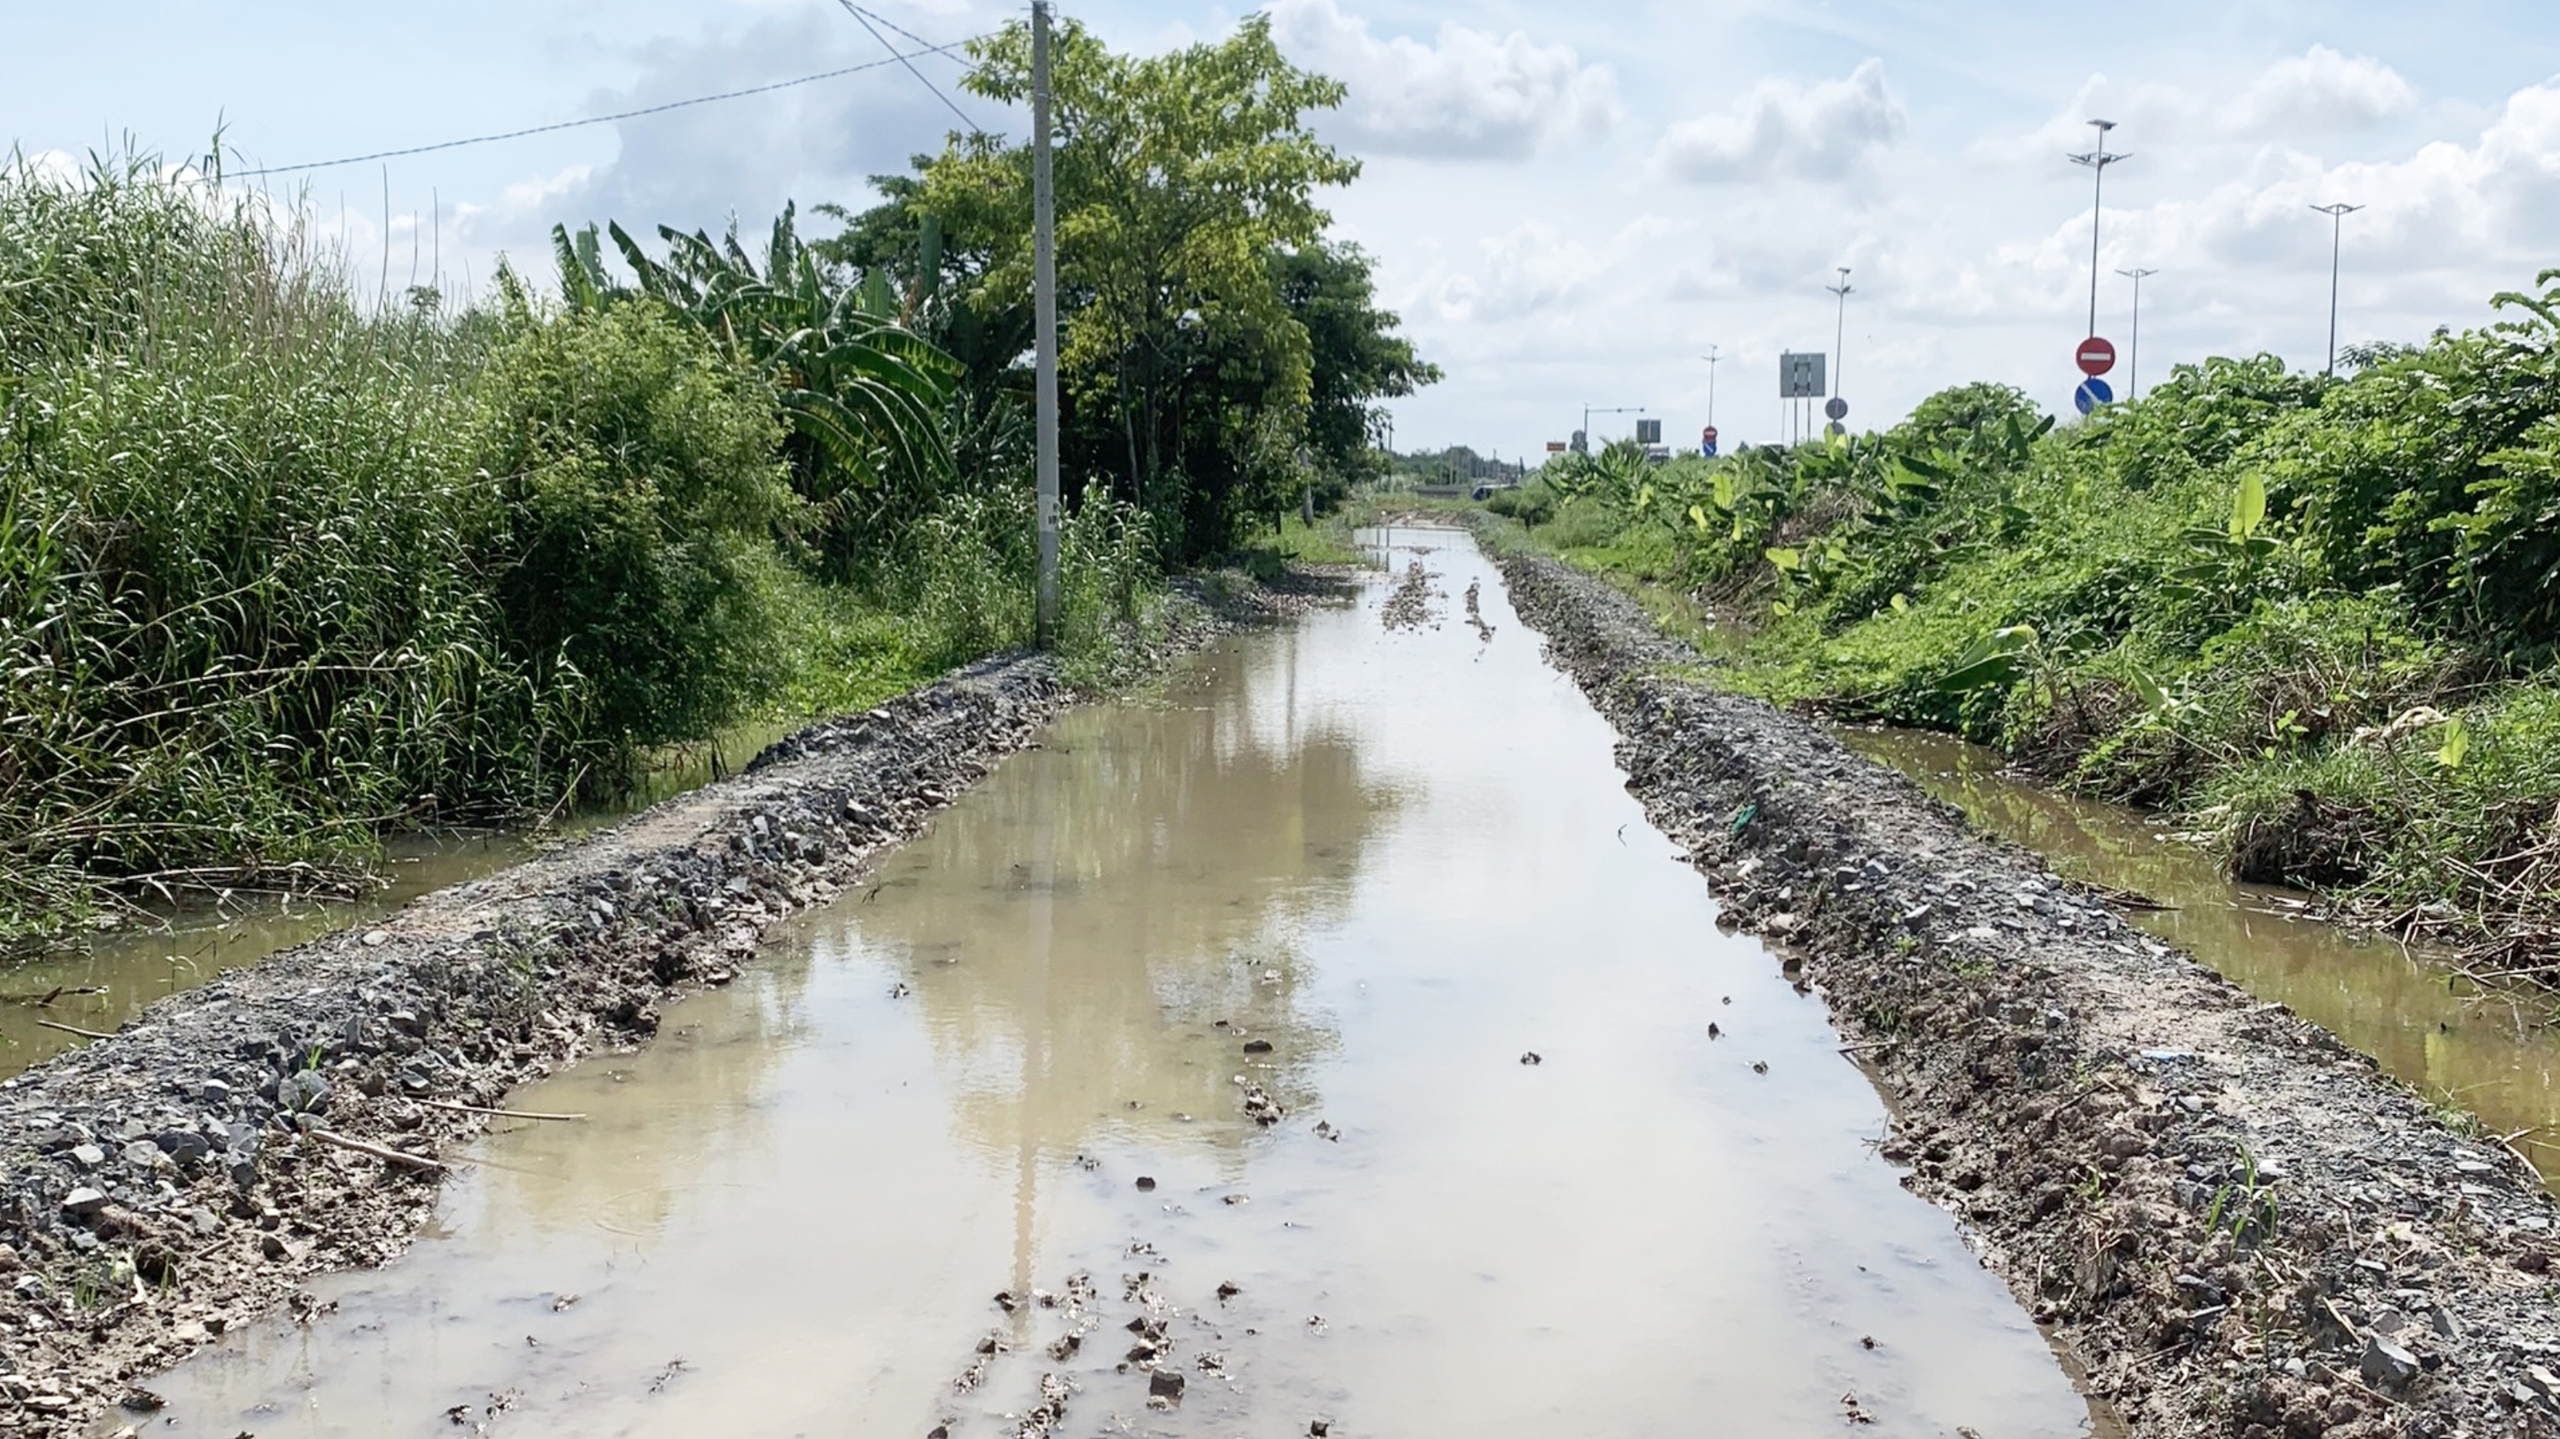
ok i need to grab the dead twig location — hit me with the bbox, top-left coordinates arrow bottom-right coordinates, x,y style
34,1018 -> 116,1041
421,1098 -> 588,1122
307,1128 -> 447,1172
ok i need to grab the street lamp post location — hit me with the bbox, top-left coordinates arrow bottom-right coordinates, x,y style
1826,268 -> 1852,406
1701,346 -> 1719,430
2115,267 -> 2157,399
2068,120 -> 2128,342
1582,403 -> 1645,450
2310,202 -> 2364,376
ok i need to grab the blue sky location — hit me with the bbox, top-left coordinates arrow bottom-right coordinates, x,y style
11,1 -> 2560,455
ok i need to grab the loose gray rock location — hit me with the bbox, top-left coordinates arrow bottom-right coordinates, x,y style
2359,1335 -> 2420,1389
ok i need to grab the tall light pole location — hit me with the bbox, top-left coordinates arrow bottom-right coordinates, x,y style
2115,267 -> 2157,399
2068,119 -> 2127,341
1582,404 -> 1646,446
1030,0 -> 1060,646
2310,202 -> 2364,376
1826,267 -> 1853,401
1701,346 -> 1719,429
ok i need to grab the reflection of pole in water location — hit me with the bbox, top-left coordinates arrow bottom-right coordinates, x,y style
1013,742 -> 1058,1328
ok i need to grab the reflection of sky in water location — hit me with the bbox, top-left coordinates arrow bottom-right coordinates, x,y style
841,643 -> 1391,1170
126,532 -> 2096,1439
1845,727 -> 2560,1184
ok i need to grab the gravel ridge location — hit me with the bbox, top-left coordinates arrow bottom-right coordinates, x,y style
1490,539 -> 2560,1439
0,583 -> 1313,1437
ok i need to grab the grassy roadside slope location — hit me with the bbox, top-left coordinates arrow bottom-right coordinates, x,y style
0,161 -> 1154,937
1471,280 -> 2560,973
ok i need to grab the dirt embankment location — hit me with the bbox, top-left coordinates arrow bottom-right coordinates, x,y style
1491,542 -> 2560,1439
0,582 -> 1325,1438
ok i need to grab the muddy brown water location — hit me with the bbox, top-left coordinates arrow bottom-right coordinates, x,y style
1,723 -> 797,1080
0,834 -> 530,1079
1842,726 -> 2560,1184
121,531 -> 2098,1437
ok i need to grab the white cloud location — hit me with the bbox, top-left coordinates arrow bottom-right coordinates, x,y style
2223,46 -> 2417,136
1268,0 -> 1621,160
1982,48 -> 2421,169
1656,59 -> 1905,184
2070,79 -> 2560,286
1429,215 -> 1674,323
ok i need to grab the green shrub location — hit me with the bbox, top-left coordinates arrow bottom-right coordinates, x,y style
1485,481 -> 1555,526
1511,269 -> 2560,942
1541,498 -> 1634,552
472,294 -> 795,763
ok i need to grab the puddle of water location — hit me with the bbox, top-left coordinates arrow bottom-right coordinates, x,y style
1843,726 -> 2560,1182
128,531 -> 2096,1438
3,719 -> 800,1080
0,833 -> 528,1078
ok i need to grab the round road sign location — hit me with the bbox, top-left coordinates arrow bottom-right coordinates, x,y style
1701,426 -> 1719,445
1825,421 -> 1847,438
2074,377 -> 2115,414
2077,337 -> 2117,376
1824,396 -> 1848,421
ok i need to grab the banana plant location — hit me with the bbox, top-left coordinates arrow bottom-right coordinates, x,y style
553,208 -> 963,536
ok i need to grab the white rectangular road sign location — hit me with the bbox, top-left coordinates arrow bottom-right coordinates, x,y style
1779,352 -> 1826,399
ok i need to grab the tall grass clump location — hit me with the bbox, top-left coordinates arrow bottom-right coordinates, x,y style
0,154 -> 793,933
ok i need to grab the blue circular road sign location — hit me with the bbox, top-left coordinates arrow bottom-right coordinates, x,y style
2074,377 -> 2115,414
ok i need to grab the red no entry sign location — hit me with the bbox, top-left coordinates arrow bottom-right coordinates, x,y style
1702,426 -> 1719,444
2077,337 -> 2117,376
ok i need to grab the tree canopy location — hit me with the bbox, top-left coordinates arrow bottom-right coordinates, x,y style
861,13 -> 1431,557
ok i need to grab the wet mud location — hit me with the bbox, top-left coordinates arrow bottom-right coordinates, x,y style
100,535 -> 2091,1437
1483,526 -> 2560,1439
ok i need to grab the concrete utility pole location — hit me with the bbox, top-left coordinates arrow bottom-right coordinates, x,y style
2116,267 -> 2157,399
2068,120 -> 2127,341
1031,0 -> 1061,647
2310,202 -> 2364,376
1826,268 -> 1852,399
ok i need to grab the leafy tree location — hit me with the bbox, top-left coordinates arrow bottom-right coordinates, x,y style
1277,241 -> 1441,508
920,14 -> 1373,555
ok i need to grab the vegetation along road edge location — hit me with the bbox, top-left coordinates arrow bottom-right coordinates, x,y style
1485,526 -> 2560,1439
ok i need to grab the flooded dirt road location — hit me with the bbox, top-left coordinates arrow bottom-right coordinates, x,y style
1846,727 -> 2560,1184
126,533 -> 2096,1437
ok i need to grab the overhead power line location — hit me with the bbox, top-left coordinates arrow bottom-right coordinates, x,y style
836,1 -> 984,134
228,37 -> 983,180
